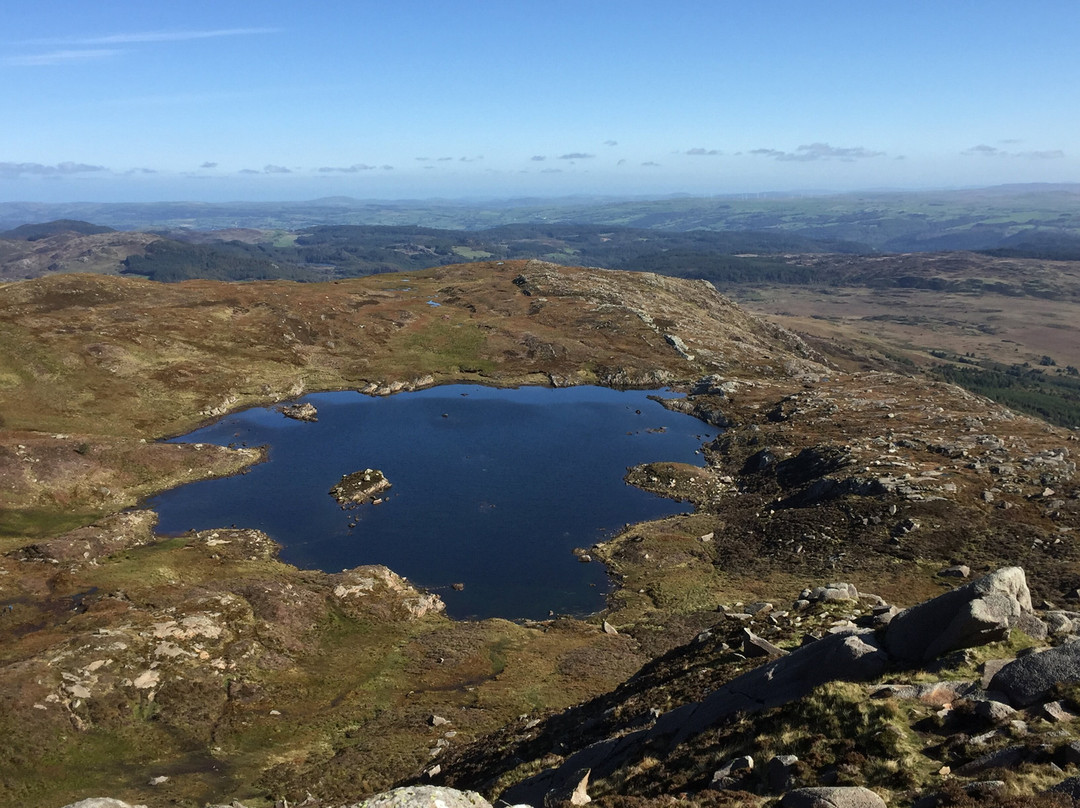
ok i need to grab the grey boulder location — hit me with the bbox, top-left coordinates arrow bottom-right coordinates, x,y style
1048,775 -> 1080,799
884,567 -> 1031,664
989,641 -> 1080,707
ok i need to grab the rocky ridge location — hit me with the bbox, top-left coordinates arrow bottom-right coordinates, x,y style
436,568 -> 1080,807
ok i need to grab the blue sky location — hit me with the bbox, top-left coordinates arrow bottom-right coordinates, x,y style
2,1 -> 1078,202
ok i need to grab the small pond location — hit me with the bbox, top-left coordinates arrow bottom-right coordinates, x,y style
149,385 -> 714,620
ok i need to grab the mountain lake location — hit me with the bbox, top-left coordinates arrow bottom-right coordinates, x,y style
148,384 -> 714,620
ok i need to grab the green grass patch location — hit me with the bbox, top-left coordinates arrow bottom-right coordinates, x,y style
0,509 -> 102,550
0,725 -> 152,808
488,636 -> 515,676
271,231 -> 299,248
400,322 -> 493,373
748,681 -> 929,793
451,246 -> 493,259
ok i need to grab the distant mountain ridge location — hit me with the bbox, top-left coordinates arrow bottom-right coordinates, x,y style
3,183 -> 1080,252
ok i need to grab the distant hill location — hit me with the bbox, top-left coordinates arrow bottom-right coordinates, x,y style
9,217 -> 1080,293
3,184 -> 1080,251
0,219 -> 115,241
0,229 -> 159,280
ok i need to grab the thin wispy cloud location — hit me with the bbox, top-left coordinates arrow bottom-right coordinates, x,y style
5,49 -> 121,67
751,143 -> 885,162
23,28 -> 280,46
318,164 -> 377,173
685,148 -> 720,156
200,162 -> 218,169
238,165 -> 293,175
8,28 -> 278,68
962,144 -> 1004,157
558,153 -> 595,160
962,144 -> 1064,159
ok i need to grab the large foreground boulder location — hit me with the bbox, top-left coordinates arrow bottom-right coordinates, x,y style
779,786 -> 887,807
501,630 -> 887,806
989,642 -> 1080,707
663,629 -> 887,745
359,786 -> 493,808
1047,775 -> 1080,800
884,567 -> 1032,664
497,569 -> 1035,808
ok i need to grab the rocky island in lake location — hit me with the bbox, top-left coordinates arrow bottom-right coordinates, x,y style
279,402 -> 319,422
330,468 -> 392,506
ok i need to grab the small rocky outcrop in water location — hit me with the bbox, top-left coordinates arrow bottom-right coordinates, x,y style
330,468 -> 392,506
279,402 -> 318,421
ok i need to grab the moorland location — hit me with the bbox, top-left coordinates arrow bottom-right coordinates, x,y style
4,185 -> 1080,429
1,185 -> 1080,808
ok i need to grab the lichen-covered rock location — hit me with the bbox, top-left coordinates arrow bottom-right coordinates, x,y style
801,582 -> 860,603
331,565 -> 445,620
59,799 -> 147,808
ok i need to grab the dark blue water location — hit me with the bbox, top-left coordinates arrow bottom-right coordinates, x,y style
149,385 -> 713,620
